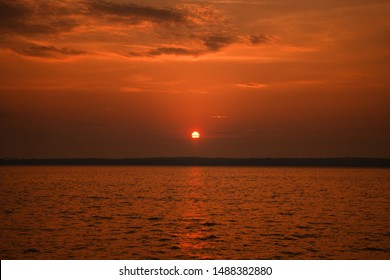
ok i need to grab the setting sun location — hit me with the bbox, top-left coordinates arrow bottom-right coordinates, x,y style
191,131 -> 200,139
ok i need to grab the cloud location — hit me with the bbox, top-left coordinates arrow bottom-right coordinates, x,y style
203,35 -> 236,51
127,39 -> 240,58
248,34 -> 271,45
0,0 -> 78,35
0,1 -> 84,59
13,43 -> 88,59
87,1 -> 186,25
235,83 -> 267,89
0,0 -> 28,20
148,47 -> 202,56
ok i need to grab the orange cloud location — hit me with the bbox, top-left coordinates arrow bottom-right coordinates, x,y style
235,83 -> 267,89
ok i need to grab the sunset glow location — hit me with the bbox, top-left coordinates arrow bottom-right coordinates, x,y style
0,0 -> 389,158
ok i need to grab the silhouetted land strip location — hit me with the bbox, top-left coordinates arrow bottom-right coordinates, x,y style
1,158 -> 390,167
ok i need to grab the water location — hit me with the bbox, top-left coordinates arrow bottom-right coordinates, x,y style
0,166 -> 389,259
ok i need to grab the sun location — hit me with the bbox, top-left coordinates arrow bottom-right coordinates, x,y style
191,131 -> 200,139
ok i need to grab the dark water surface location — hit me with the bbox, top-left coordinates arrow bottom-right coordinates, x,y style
0,166 -> 389,259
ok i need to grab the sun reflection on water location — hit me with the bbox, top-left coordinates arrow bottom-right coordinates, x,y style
175,167 -> 215,259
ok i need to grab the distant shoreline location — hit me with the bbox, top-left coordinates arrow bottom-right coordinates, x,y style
1,157 -> 390,167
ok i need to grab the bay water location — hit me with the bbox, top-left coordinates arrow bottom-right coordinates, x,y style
0,166 -> 389,259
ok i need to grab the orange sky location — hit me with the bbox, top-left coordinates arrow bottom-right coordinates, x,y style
1,0 -> 389,158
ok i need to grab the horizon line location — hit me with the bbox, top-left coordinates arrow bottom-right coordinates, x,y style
1,157 -> 390,167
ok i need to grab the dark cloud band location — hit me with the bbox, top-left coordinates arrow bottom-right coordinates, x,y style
13,43 -> 88,58
87,1 -> 186,24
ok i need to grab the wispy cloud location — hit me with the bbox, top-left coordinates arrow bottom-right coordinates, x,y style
248,34 -> 272,45
86,1 -> 186,25
203,35 -> 236,51
12,43 -> 88,59
147,47 -> 203,57
235,83 -> 267,89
